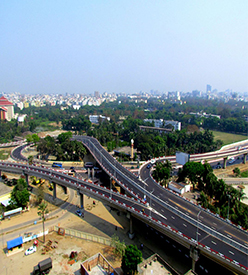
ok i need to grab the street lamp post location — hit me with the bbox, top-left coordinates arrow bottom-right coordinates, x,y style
196,210 -> 202,245
149,189 -> 154,218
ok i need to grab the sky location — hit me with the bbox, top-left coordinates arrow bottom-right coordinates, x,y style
0,1 -> 247,95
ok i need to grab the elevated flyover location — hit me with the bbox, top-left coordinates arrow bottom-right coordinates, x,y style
1,136 -> 247,274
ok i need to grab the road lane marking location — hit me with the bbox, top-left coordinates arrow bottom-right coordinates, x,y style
168,199 -> 192,214
183,223 -> 187,227
211,241 -> 217,245
171,216 -> 175,219
229,251 -> 234,255
224,230 -> 248,245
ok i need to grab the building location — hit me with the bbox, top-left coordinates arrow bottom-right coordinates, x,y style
168,181 -> 191,195
138,253 -> 180,275
144,119 -> 181,131
89,115 -> 110,124
0,96 -> 14,121
80,252 -> 119,275
206,84 -> 211,93
0,182 -> 12,209
94,91 -> 100,98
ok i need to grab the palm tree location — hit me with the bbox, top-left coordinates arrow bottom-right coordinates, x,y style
37,202 -> 49,243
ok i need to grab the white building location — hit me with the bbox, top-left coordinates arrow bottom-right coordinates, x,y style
168,181 -> 191,195
89,115 -> 110,124
144,119 -> 181,131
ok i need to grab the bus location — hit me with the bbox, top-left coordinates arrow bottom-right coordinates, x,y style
52,162 -> 63,168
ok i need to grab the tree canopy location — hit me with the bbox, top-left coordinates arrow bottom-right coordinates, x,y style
121,244 -> 142,275
10,178 -> 30,208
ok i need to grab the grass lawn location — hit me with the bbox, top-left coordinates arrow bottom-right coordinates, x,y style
0,148 -> 12,160
212,130 -> 248,145
241,171 -> 248,177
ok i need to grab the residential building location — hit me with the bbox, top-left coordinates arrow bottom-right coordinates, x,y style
0,96 -> 14,121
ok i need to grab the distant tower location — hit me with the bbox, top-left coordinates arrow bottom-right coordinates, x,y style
94,91 -> 100,98
130,139 -> 134,160
206,85 -> 211,93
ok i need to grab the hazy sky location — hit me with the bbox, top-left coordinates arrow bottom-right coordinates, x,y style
1,1 -> 247,95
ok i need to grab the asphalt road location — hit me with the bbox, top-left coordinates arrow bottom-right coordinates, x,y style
72,135 -> 248,273
4,136 -> 248,273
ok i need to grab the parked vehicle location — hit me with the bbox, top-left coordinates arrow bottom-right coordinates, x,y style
228,157 -> 235,164
25,245 -> 37,255
75,209 -> 83,217
33,257 -> 52,274
52,162 -> 62,168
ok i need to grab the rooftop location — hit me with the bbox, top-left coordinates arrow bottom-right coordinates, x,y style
0,182 -> 12,196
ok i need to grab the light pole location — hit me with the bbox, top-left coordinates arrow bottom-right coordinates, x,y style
149,189 -> 154,218
196,210 -> 202,245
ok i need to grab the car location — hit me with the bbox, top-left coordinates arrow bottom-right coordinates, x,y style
147,164 -> 151,169
25,245 -> 37,256
75,209 -> 83,217
216,164 -> 222,169
84,162 -> 94,169
70,167 -> 75,170
228,157 -> 235,164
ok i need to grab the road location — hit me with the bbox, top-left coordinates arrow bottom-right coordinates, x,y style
72,135 -> 248,274
1,136 -> 248,274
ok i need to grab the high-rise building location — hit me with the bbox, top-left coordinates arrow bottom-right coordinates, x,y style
94,91 -> 100,98
206,84 -> 212,93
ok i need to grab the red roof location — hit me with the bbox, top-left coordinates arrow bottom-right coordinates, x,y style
0,106 -> 7,111
0,96 -> 14,106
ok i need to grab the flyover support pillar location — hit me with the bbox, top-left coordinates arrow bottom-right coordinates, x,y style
61,185 -> 67,194
223,157 -> 227,169
243,153 -> 247,164
53,182 -> 57,200
80,193 -> 84,210
190,246 -> 199,272
92,168 -> 95,181
25,173 -> 29,185
87,168 -> 91,179
128,213 -> 135,239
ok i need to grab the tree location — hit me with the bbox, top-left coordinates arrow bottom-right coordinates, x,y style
111,234 -> 126,257
179,162 -> 204,189
28,155 -> 34,165
233,167 -> 241,177
37,202 -> 49,243
152,161 -> 171,186
121,244 -> 142,275
10,178 -> 30,208
37,185 -> 45,204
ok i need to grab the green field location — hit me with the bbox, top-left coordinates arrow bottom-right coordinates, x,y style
212,131 -> 248,146
0,148 -> 11,160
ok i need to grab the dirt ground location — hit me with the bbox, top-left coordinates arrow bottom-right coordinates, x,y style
1,231 -> 122,275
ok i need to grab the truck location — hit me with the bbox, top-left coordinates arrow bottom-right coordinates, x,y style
33,257 -> 52,274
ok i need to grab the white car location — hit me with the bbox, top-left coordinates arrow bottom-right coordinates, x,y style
25,245 -> 37,255
228,157 -> 235,164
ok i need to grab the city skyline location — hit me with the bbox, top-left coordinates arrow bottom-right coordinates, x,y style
1,1 -> 247,95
